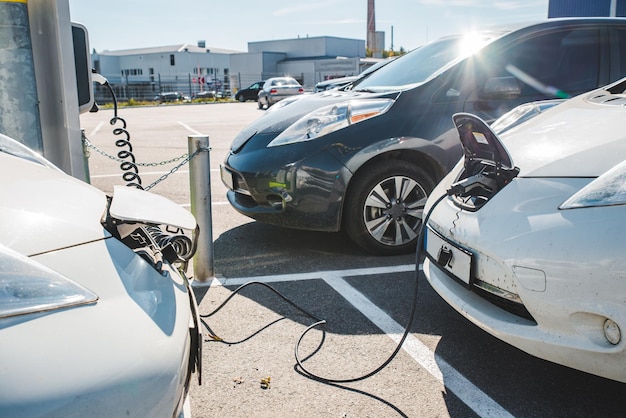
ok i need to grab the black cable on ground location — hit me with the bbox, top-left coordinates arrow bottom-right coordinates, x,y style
200,280 -> 324,323
294,192 -> 449,383
199,193 -> 449,383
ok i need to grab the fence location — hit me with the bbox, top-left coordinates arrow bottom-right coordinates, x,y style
94,73 -> 233,104
94,71 -> 318,104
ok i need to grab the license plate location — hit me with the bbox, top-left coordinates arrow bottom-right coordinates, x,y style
424,225 -> 473,286
220,165 -> 234,190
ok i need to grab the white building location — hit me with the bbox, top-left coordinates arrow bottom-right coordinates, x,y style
91,36 -> 374,102
92,42 -> 236,101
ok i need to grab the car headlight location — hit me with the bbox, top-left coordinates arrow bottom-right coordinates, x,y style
0,244 -> 98,319
560,160 -> 626,209
267,99 -> 394,147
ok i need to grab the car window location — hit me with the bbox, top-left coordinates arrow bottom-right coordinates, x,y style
489,28 -> 601,97
614,28 -> 626,79
272,78 -> 298,86
353,33 -> 499,92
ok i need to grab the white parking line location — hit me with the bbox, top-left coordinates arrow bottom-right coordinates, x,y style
90,170 -> 191,179
178,121 -> 205,135
89,168 -> 221,179
207,265 -> 513,418
89,121 -> 104,137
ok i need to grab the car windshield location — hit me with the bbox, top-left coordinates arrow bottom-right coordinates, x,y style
353,32 -> 500,92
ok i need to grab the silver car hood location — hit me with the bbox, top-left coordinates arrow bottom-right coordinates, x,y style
501,88 -> 626,178
0,152 -> 110,256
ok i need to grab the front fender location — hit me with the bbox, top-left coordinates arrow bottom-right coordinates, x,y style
335,132 -> 462,185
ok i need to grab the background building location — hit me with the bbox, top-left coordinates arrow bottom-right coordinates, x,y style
92,36 -> 374,103
91,0 -> 625,104
549,0 -> 626,17
92,41 -> 236,103
230,36 -> 369,93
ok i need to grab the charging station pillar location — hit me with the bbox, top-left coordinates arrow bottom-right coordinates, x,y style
0,0 -> 43,151
28,0 -> 87,181
188,135 -> 214,282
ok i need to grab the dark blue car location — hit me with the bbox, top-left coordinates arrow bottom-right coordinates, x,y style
221,18 -> 626,255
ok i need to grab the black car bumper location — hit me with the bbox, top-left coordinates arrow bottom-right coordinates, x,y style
221,148 -> 350,231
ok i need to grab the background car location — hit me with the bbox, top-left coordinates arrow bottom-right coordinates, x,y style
155,91 -> 184,103
313,58 -> 396,92
422,78 -> 626,383
221,18 -> 626,255
0,134 -> 201,416
192,90 -> 216,101
235,81 -> 265,102
314,75 -> 359,92
257,77 -> 304,109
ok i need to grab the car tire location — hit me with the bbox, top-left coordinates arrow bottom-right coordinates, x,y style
238,95 -> 245,102
343,160 -> 434,255
258,98 -> 264,109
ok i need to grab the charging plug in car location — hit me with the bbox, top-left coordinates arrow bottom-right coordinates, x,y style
447,171 -> 497,197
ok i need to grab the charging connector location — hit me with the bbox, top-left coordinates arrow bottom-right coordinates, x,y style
447,172 -> 497,197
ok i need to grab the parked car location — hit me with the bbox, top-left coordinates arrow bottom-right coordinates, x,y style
313,58 -> 396,93
0,134 -> 201,416
257,77 -> 304,109
155,91 -> 184,103
314,76 -> 359,92
422,77 -> 626,383
193,90 -> 216,100
220,18 -> 626,255
235,81 -> 265,102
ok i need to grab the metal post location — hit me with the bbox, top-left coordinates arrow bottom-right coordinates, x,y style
81,129 -> 91,184
188,135 -> 214,282
0,0 -> 43,151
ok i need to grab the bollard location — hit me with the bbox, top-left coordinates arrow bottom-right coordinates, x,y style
188,135 -> 214,282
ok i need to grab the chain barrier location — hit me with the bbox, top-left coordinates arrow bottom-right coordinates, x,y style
82,134 -> 210,192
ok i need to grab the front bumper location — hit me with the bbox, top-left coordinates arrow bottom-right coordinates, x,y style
221,146 -> 350,231
423,176 -> 626,383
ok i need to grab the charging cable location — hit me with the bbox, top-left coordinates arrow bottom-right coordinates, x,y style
91,70 -> 144,189
200,193 -> 449,383
293,192 -> 450,383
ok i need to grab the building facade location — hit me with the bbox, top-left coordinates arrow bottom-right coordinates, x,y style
548,0 -> 626,17
91,36 -> 370,103
92,42 -> 236,102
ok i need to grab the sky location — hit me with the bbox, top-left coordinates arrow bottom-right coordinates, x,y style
68,0 -> 550,53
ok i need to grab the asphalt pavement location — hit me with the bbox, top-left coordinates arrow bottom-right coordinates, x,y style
80,101 -> 625,417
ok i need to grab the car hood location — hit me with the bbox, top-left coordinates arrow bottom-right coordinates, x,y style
231,89 -> 400,151
0,151 -> 110,256
501,87 -> 626,178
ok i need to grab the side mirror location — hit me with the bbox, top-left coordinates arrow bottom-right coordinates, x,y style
481,76 -> 521,99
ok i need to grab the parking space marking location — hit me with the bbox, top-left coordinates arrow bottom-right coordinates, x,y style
90,168 -> 223,179
89,121 -> 104,137
324,274 -> 513,418
178,121 -> 204,135
207,265 -> 513,418
90,170 -> 191,179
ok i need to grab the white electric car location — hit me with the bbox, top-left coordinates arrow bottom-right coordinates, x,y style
422,77 -> 626,383
0,134 -> 202,416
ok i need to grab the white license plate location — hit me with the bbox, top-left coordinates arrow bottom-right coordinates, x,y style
424,225 -> 473,286
220,165 -> 234,190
